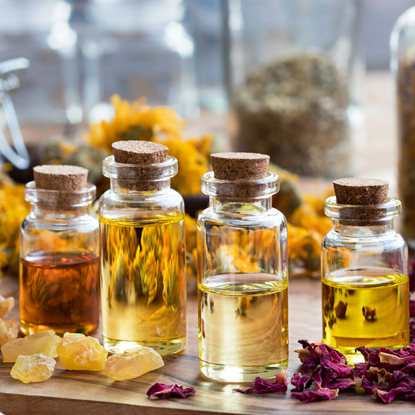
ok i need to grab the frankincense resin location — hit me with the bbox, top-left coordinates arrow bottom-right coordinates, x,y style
11,354 -> 56,383
104,347 -> 164,380
57,333 -> 107,371
20,252 -> 100,336
1,330 -> 61,363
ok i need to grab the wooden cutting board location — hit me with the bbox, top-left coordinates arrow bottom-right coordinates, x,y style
0,274 -> 413,414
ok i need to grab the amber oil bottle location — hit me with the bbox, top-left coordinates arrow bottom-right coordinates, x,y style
20,165 -> 99,335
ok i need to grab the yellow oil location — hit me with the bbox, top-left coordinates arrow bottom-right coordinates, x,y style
198,273 -> 288,382
100,213 -> 186,355
322,266 -> 409,363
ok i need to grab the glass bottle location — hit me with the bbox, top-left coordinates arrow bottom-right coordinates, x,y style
99,143 -> 186,355
197,153 -> 288,382
391,6 -> 415,249
225,0 -> 364,178
20,169 -> 99,336
321,184 -> 409,363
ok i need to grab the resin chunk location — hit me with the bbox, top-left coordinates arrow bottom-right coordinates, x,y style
57,333 -> 107,371
104,347 -> 164,381
0,295 -> 14,318
0,319 -> 18,346
1,330 -> 61,363
11,354 -> 56,383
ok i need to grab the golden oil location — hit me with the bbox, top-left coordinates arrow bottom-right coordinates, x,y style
322,266 -> 409,362
198,273 -> 288,382
100,213 -> 186,356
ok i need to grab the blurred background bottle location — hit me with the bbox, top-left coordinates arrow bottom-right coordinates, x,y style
391,6 -> 415,249
224,0 -> 365,178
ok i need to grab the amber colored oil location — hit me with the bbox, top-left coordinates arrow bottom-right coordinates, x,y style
198,273 -> 288,382
322,266 -> 410,363
100,213 -> 186,356
20,252 -> 100,335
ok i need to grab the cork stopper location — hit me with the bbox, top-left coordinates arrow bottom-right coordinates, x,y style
33,165 -> 88,191
111,141 -> 170,191
333,178 -> 389,206
332,178 -> 389,225
211,152 -> 269,180
112,141 -> 168,165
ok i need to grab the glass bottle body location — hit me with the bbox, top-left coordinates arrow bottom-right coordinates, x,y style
20,183 -> 99,336
99,156 -> 187,356
321,197 -> 409,363
197,172 -> 288,382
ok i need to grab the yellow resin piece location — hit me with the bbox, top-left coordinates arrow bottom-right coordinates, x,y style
0,319 -> 18,346
57,333 -> 107,371
0,295 -> 14,318
104,347 -> 164,381
11,354 -> 56,384
1,330 -> 61,363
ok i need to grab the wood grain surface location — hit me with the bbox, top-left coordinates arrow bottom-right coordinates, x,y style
0,274 -> 413,414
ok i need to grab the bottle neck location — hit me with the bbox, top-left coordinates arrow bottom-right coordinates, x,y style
31,203 -> 90,222
110,179 -> 171,195
209,196 -> 272,214
332,219 -> 394,237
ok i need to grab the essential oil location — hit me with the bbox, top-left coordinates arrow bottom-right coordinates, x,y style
322,266 -> 409,362
100,213 -> 186,355
20,251 -> 100,335
199,273 -> 288,382
197,152 -> 288,382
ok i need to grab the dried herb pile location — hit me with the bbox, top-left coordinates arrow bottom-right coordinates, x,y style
233,53 -> 350,178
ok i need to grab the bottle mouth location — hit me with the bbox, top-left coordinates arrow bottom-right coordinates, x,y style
324,196 -> 401,221
201,171 -> 280,199
25,182 -> 96,207
102,155 -> 178,182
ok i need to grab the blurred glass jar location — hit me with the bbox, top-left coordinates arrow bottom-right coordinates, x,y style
0,0 -> 197,145
225,0 -> 364,178
0,0 -> 76,136
391,7 -> 415,249
89,0 -> 198,121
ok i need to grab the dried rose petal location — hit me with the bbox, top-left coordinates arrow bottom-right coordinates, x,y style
379,352 -> 415,366
410,300 -> 415,317
291,388 -> 339,403
367,367 -> 391,383
253,374 -> 287,394
232,387 -> 252,394
291,373 -> 312,392
147,383 -> 196,399
372,372 -> 415,404
275,369 -> 288,388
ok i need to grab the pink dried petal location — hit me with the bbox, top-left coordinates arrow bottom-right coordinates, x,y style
147,383 -> 196,399
291,388 -> 339,403
253,375 -> 287,394
379,352 -> 415,365
232,387 -> 252,394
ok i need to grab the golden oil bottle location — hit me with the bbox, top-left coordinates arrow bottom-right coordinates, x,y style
197,153 -> 288,382
321,178 -> 409,362
99,141 -> 186,355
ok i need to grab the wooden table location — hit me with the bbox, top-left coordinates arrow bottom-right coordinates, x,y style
0,274 -> 413,414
